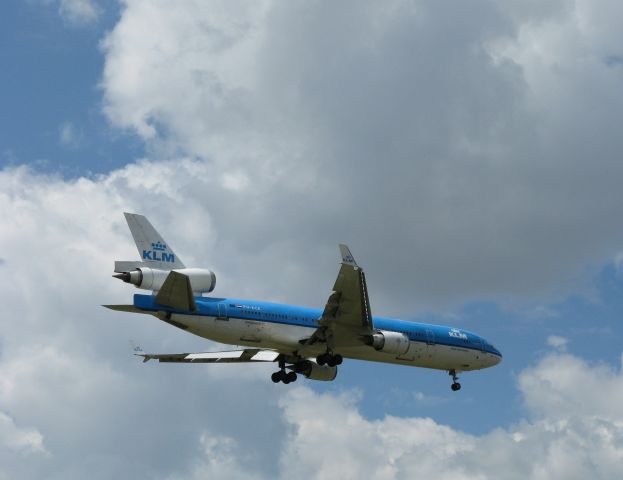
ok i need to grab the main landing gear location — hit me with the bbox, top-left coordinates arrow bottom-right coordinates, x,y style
449,369 -> 461,391
316,351 -> 343,367
271,370 -> 297,384
271,356 -> 297,384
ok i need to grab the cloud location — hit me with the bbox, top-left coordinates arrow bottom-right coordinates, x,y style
0,411 -> 47,480
518,352 -> 623,421
4,1 -> 623,478
0,412 -> 46,454
58,0 -> 102,25
166,352 -> 623,480
166,433 -> 263,480
0,164 -> 290,479
546,335 -> 568,350
100,0 -> 623,311
58,121 -> 82,148
1,142 -> 622,479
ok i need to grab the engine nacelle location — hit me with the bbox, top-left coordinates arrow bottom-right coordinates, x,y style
365,330 -> 410,355
115,267 -> 216,294
294,361 -> 338,381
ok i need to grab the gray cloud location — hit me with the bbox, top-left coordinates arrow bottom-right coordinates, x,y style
1,123 -> 622,480
100,0 -> 623,313
0,165 -> 287,479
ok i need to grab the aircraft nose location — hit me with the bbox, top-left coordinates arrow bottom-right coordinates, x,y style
487,346 -> 502,367
482,340 -> 502,367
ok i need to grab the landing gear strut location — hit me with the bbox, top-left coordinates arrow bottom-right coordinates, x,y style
449,369 -> 461,391
316,351 -> 343,367
271,356 -> 297,384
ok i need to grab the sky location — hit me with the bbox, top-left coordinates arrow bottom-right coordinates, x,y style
1,0 -> 623,478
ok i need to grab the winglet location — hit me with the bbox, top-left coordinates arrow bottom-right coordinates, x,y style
129,340 -> 151,362
339,244 -> 358,267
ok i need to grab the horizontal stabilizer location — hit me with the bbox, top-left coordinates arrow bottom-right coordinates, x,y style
114,261 -> 149,273
102,304 -> 153,315
155,271 -> 196,311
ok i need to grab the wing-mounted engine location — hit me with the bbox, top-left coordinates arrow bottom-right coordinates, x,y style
364,330 -> 410,355
293,360 -> 338,381
114,267 -> 216,294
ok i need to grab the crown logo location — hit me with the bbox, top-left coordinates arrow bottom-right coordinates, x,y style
152,241 -> 167,251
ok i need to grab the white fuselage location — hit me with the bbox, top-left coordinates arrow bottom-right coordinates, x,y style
166,312 -> 500,372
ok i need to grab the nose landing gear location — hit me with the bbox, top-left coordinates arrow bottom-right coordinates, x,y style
449,369 -> 461,391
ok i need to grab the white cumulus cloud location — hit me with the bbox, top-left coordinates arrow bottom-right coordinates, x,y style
169,352 -> 623,479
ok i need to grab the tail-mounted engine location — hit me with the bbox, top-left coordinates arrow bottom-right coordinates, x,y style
114,267 -> 216,294
364,330 -> 410,355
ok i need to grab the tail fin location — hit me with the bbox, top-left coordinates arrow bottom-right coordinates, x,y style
124,213 -> 185,270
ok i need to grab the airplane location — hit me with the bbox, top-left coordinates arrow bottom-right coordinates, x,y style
104,213 -> 502,390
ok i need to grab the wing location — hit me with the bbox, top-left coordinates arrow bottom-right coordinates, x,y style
134,347 -> 280,364
319,244 -> 373,330
305,245 -> 374,350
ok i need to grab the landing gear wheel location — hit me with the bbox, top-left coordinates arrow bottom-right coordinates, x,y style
316,353 -> 328,366
318,352 -> 342,367
286,371 -> 297,383
271,371 -> 282,383
448,369 -> 461,391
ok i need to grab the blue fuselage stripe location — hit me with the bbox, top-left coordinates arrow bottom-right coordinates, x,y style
133,294 -> 502,357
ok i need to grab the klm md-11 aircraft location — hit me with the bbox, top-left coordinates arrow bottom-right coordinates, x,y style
105,213 -> 502,390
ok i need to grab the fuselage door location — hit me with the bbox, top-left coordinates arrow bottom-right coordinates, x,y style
217,302 -> 228,320
426,329 -> 435,345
